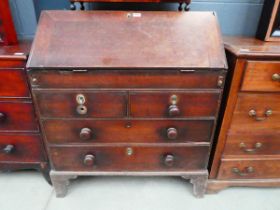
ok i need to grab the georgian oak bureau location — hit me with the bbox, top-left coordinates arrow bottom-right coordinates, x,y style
207,37 -> 280,193
0,41 -> 50,182
27,11 -> 227,197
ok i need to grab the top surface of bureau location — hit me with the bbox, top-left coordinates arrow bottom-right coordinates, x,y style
27,11 -> 226,69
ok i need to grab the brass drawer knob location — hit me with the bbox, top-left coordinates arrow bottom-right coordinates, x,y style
272,73 -> 280,81
0,112 -> 6,122
83,154 -> 95,166
3,144 -> 15,154
168,104 -> 180,117
164,154 -> 175,167
126,147 -> 133,156
248,109 -> 272,121
80,128 -> 93,140
232,166 -> 254,176
167,128 -> 178,140
239,142 -> 262,153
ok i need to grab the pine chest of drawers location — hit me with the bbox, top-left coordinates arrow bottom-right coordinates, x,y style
27,11 -> 227,197
208,37 -> 280,193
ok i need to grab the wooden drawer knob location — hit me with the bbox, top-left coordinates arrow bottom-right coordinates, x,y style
232,166 -> 254,176
168,105 -> 180,117
3,144 -> 15,154
83,154 -> 95,166
167,128 -> 178,140
80,128 -> 92,140
0,112 -> 6,122
164,154 -> 175,167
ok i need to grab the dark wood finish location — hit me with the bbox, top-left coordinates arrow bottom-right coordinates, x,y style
34,91 -> 127,118
0,41 -> 50,183
0,0 -> 18,45
217,158 -> 280,179
29,70 -> 224,89
130,91 -> 220,118
256,0 -> 280,42
0,134 -> 43,162
241,61 -> 280,92
50,145 -> 209,171
208,36 -> 280,193
27,11 -> 226,69
28,11 -> 227,197
0,101 -> 38,132
43,119 -> 213,144
0,69 -> 30,98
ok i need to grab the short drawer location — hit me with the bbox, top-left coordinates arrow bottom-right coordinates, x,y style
33,90 -> 127,118
49,145 -> 209,171
0,101 -> 38,132
224,133 -> 280,156
0,134 -> 43,163
230,93 -> 280,132
0,69 -> 30,98
130,91 -> 220,118
43,119 -> 213,144
217,158 -> 280,179
242,61 -> 280,92
29,70 -> 224,89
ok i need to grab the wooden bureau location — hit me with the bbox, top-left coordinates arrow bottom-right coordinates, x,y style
0,41 -> 50,182
27,11 -> 227,197
208,37 -> 280,192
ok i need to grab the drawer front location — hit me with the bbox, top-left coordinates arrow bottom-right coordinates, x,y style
34,91 -> 127,118
0,101 -> 38,132
224,133 -> 280,156
0,69 -> 30,98
0,134 -> 43,163
43,119 -> 213,144
217,159 -> 280,179
230,93 -> 280,132
29,70 -> 224,89
0,60 -> 26,68
49,145 -> 209,171
130,91 -> 220,118
242,61 -> 280,92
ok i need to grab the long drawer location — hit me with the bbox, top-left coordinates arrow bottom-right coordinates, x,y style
241,61 -> 280,92
223,133 -> 280,156
43,119 -> 213,144
49,145 -> 209,171
0,69 -> 30,98
130,91 -> 220,118
0,134 -> 43,163
230,93 -> 280,132
33,90 -> 127,118
0,101 -> 38,132
29,70 -> 224,89
217,158 -> 280,179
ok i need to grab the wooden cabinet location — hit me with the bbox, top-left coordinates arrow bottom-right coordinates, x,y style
208,37 -> 280,193
27,11 -> 227,198
0,41 -> 50,183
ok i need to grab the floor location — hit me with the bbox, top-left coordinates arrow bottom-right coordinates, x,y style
1,171 -> 280,210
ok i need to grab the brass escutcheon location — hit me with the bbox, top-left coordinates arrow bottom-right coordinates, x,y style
126,147 -> 133,156
76,94 -> 86,105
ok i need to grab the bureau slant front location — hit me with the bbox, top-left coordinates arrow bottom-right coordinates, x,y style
27,11 -> 227,198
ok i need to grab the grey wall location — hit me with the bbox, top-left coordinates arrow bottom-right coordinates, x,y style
10,0 -> 264,39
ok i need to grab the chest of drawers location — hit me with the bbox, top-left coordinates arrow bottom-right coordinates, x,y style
208,37 -> 280,193
0,41 -> 50,182
27,11 -> 227,197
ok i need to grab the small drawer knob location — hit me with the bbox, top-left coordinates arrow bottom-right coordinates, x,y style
0,112 -> 6,122
272,73 -> 280,81
80,128 -> 92,140
164,154 -> 175,167
168,105 -> 180,117
3,144 -> 15,154
83,154 -> 95,166
167,128 -> 178,140
76,105 -> 87,115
